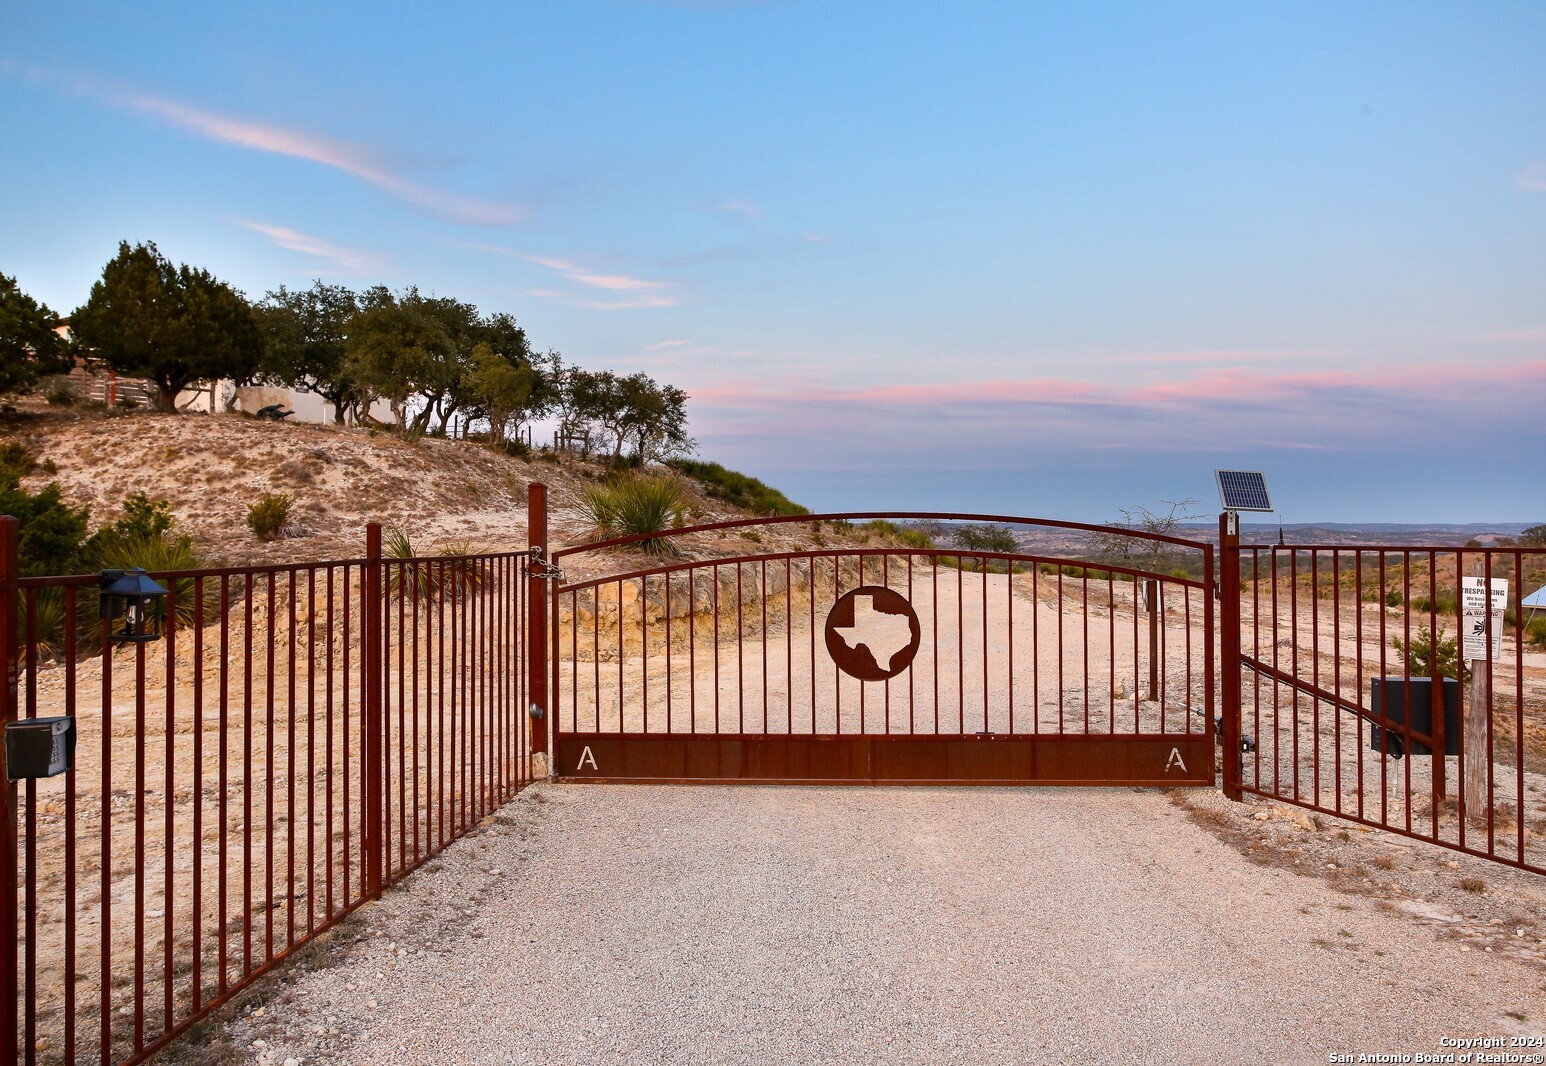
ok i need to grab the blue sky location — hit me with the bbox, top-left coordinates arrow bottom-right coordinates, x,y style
3,1 -> 1544,522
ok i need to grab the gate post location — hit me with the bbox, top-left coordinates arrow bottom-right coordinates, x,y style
1218,513 -> 1243,801
527,483 -> 550,768
363,522 -> 384,899
1,517 -> 19,1066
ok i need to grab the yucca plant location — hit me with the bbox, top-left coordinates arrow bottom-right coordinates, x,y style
17,588 -> 69,660
91,529 -> 221,633
580,475 -> 690,556
383,529 -> 489,602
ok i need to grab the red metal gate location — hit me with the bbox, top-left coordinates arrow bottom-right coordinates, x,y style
530,494 -> 1217,786
1218,518 -> 1546,875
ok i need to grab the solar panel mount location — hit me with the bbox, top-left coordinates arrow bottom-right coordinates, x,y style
1215,470 -> 1273,512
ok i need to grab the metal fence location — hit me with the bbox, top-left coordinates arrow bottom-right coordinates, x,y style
1220,524 -> 1546,875
0,520 -> 534,1066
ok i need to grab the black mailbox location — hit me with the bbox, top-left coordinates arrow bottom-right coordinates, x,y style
1369,678 -> 1461,758
5,716 -> 77,779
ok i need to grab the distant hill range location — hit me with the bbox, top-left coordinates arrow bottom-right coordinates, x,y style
991,521 -> 1541,558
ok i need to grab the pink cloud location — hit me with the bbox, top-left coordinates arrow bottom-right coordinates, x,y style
687,358 -> 1546,464
235,220 -> 383,272
3,63 -> 526,227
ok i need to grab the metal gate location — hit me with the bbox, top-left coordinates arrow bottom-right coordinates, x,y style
1218,519 -> 1546,874
527,488 -> 1216,786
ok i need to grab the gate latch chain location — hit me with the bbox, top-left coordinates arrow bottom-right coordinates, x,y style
527,546 -> 564,582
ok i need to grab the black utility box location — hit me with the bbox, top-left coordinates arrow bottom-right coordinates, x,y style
4,716 -> 77,779
1369,678 -> 1460,758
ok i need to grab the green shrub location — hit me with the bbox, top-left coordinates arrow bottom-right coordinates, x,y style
246,492 -> 292,541
1384,588 -> 1403,608
582,475 -> 690,555
0,442 -> 38,478
667,459 -> 808,516
1391,625 -> 1470,684
45,386 -> 75,407
110,492 -> 176,541
1527,616 -> 1546,647
383,528 -> 487,601
0,475 -> 93,577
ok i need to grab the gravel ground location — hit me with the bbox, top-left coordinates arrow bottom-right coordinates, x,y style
220,784 -> 1546,1066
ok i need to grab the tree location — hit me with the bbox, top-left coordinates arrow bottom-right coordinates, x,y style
344,287 -> 454,430
1521,525 -> 1546,548
617,372 -> 692,465
255,281 -> 361,424
71,242 -> 264,412
0,273 -> 70,397
1088,499 -> 1201,573
554,367 -> 621,457
953,523 -> 1018,570
464,342 -> 535,446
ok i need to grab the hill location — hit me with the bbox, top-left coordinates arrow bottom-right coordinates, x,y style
0,406 -> 811,576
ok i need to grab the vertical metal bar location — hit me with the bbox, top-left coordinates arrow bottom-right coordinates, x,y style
243,575 -> 254,975
324,568 -> 335,918
218,576 -> 230,996
1218,516 -> 1241,800
1332,550 -> 1343,813
63,586 -> 78,1060
365,523 -> 384,900
163,578 -> 178,1032
0,518 -> 18,1066
1354,551 -> 1364,822
736,567 -> 744,734
133,639 -> 146,1051
305,568 -> 315,935
411,561 -> 420,864
1031,562 -> 1039,733
715,566 -> 722,734
527,483 -> 548,757
264,573 -> 276,961
99,623 -> 113,1066
19,590 -> 34,1066
287,570 -> 298,943
1310,551 -> 1321,803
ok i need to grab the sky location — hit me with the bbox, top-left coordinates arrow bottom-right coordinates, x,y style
2,1 -> 1544,523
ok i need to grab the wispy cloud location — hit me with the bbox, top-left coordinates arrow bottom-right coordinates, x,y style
6,64 -> 523,226
235,220 -> 383,272
462,240 -> 679,310
711,198 -> 764,222
688,360 -> 1546,470
1518,164 -> 1546,191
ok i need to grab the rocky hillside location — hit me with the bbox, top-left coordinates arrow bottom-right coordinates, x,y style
0,405 -> 817,576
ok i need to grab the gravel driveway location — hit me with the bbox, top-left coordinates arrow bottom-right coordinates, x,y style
227,784 -> 1546,1066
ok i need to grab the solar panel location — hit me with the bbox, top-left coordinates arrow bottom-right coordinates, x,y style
1215,470 -> 1273,512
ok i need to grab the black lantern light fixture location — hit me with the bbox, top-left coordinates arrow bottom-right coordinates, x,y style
99,567 -> 170,644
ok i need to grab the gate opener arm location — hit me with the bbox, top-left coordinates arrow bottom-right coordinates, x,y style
1191,706 -> 1256,753
1238,654 -> 1435,751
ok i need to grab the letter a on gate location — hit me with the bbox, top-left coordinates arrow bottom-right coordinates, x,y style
577,746 -> 598,772
1165,747 -> 1187,774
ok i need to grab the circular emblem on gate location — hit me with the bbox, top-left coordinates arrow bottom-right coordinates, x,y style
824,585 -> 922,681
